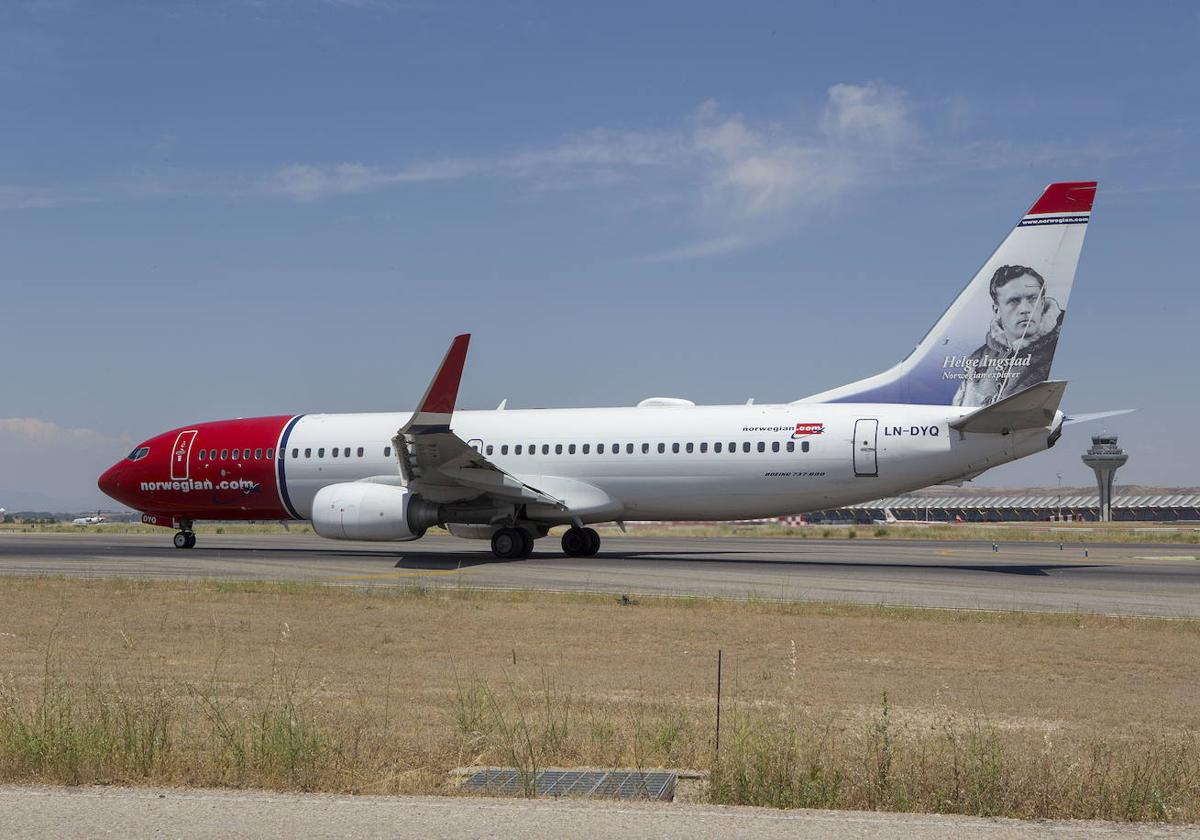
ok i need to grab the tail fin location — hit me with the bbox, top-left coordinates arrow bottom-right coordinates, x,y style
797,182 -> 1096,406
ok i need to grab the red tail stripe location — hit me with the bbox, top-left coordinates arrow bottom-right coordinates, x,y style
1027,181 -> 1097,216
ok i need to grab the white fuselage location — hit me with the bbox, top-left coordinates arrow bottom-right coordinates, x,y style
280,402 -> 1059,523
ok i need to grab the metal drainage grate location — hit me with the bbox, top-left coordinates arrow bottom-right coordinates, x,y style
460,768 -> 676,801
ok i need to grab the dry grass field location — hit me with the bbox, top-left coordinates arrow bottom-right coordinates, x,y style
1,577 -> 1199,821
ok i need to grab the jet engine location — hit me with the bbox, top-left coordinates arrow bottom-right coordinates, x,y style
311,483 -> 436,541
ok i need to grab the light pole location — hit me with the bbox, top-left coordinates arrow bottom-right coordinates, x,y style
1056,472 -> 1062,522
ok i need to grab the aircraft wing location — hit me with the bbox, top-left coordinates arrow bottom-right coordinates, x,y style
389,335 -> 566,508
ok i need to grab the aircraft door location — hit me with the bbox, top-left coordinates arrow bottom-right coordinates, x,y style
853,419 -> 878,477
170,430 -> 198,481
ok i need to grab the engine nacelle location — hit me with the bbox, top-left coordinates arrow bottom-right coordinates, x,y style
311,483 -> 429,542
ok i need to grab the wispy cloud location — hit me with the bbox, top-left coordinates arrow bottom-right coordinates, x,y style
0,418 -> 125,447
0,79 -> 1142,259
258,159 -> 482,202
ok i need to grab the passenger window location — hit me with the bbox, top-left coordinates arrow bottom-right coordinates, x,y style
672,443 -> 680,454
757,442 -> 765,453
208,449 -> 215,460
528,444 -> 535,454
802,441 -> 810,453
220,449 -> 228,459
501,445 -> 509,455
344,447 -> 350,458
700,442 -> 707,453
657,443 -> 666,454
244,449 -> 252,460
771,442 -> 780,453
555,444 -> 563,454
686,443 -> 694,453
729,442 -> 736,452
318,448 -> 325,458
267,448 -> 274,459
357,447 -> 364,457
641,443 -> 649,454
715,442 -> 722,453
304,448 -> 311,458
292,448 -> 299,458
486,445 -> 493,455
743,442 -> 751,453
384,446 -> 392,457
255,448 -> 263,459
597,444 -> 605,454
627,444 -> 635,454
331,447 -> 338,458
198,450 -> 205,461
542,444 -> 549,454
582,444 -> 590,454
786,441 -> 794,453
515,445 -> 523,455
568,444 -> 576,454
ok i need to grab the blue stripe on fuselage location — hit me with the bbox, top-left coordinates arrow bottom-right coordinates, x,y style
276,414 -> 305,520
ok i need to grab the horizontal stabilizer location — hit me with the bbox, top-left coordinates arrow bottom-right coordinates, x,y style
950,380 -> 1067,435
1063,409 -> 1136,426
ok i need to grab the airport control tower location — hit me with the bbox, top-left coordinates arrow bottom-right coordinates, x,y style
1082,433 -> 1128,522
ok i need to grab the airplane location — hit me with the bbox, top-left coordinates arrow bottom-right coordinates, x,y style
98,182 -> 1128,557
72,512 -> 108,526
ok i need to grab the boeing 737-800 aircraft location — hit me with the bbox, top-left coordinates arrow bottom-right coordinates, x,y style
99,182 -> 1122,558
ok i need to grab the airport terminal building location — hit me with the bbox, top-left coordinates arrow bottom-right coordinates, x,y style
812,489 -> 1200,524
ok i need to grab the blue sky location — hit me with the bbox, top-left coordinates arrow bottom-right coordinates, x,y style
2,1 -> 1198,509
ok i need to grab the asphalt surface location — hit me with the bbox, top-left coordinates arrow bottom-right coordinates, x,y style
1,530 -> 1199,616
3,786 -> 1196,840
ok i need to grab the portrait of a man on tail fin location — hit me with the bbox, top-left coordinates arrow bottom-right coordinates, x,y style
952,265 -> 1065,407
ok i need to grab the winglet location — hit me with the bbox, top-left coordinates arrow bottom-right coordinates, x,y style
405,333 -> 470,432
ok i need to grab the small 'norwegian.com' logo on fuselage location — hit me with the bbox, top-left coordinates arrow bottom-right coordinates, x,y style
792,422 -> 825,439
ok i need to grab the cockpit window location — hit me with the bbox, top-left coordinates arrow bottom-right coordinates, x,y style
126,446 -> 150,462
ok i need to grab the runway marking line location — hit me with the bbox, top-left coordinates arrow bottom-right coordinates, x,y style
332,568 -> 472,581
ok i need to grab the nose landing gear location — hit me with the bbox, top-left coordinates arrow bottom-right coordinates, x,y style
173,519 -> 196,549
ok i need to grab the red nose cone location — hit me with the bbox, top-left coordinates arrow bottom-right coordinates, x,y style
98,463 -> 123,501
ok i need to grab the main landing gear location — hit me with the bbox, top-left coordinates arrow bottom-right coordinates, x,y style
561,526 -> 600,557
173,519 -> 196,549
491,527 -> 535,560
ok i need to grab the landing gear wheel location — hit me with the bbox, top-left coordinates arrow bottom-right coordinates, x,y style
185,532 -> 196,549
517,528 -> 535,558
491,527 -> 525,560
561,527 -> 589,557
581,527 -> 600,556
173,531 -> 195,549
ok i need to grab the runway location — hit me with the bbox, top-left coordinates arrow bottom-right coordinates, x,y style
1,531 -> 1198,617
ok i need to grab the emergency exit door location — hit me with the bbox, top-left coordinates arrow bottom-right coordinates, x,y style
853,419 -> 878,477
